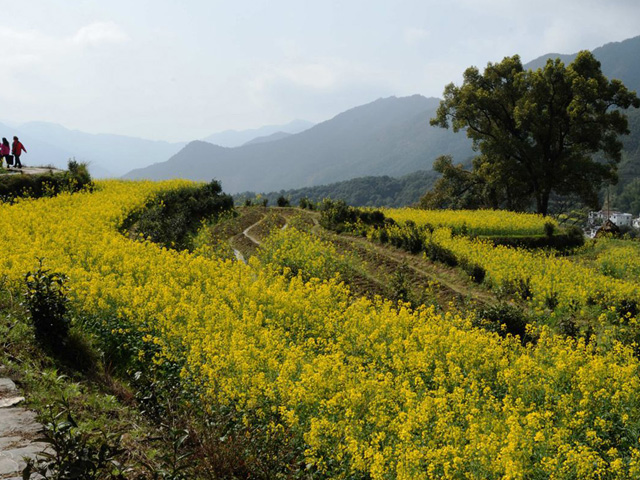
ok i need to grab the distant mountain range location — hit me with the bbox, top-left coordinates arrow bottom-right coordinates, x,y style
124,95 -> 475,193
0,122 -> 186,177
243,131 -> 293,146
202,120 -> 314,148
125,34 -> 640,196
0,119 -> 312,178
524,35 -> 640,90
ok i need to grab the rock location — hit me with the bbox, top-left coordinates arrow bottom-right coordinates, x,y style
0,392 -> 48,479
0,397 -> 25,408
0,379 -> 17,398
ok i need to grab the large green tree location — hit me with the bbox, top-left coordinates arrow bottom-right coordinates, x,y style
430,51 -> 640,215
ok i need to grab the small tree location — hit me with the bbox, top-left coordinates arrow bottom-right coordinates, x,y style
276,196 -> 290,207
431,51 -> 640,215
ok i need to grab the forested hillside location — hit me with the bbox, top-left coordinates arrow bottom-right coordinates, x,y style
235,170 -> 439,207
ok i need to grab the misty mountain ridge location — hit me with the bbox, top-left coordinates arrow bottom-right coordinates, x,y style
12,121 -> 186,177
202,119 -> 314,148
243,131 -> 293,146
124,94 -> 475,193
525,35 -> 640,91
0,120 -> 313,178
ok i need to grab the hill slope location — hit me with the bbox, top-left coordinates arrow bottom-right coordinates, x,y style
525,35 -> 640,92
202,120 -> 314,147
243,131 -> 293,146
236,169 -> 440,207
124,95 -> 474,193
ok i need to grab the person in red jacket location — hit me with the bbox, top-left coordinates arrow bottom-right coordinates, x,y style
12,136 -> 26,168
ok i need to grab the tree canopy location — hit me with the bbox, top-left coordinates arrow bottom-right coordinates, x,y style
429,51 -> 640,215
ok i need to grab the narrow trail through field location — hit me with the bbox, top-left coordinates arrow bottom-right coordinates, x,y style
221,207 -> 498,308
242,215 -> 267,246
336,233 -> 495,306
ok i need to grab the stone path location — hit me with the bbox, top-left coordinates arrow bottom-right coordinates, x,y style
0,166 -> 63,177
0,377 -> 46,480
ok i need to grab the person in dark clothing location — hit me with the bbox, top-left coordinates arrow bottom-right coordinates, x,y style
12,136 -> 26,168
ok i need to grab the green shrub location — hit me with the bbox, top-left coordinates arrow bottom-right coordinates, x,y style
24,261 -> 70,348
23,400 -> 127,480
544,221 -> 555,237
424,240 -> 458,266
476,303 -> 535,344
121,180 -> 233,250
320,199 -> 387,232
276,195 -> 290,207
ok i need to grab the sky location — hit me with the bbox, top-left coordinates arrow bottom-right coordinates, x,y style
1,0 -> 639,142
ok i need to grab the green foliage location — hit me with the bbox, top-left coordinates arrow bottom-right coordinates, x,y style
389,261 -> 411,304
276,195 -> 290,207
613,177 -> 640,215
24,261 -> 70,348
298,196 -> 315,210
257,226 -> 354,282
419,155 -> 498,210
544,221 -> 555,238
0,160 -> 93,202
142,425 -> 194,480
319,199 -> 387,233
476,303 -> 536,344
431,51 -> 640,215
236,170 -> 440,209
487,228 -> 585,250
120,180 -> 233,250
23,399 -> 127,480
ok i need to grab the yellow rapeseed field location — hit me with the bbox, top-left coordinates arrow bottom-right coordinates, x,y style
383,208 -> 555,236
2,181 -> 640,479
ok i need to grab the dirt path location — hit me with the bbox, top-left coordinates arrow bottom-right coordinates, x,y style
335,233 -> 496,306
219,207 -> 498,308
242,215 -> 268,246
0,377 -> 46,479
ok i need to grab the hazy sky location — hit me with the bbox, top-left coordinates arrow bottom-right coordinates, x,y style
1,0 -> 639,141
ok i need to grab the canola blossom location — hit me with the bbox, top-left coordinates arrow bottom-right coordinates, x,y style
2,181 -> 640,479
427,228 -> 640,312
382,207 -> 555,236
593,239 -> 640,281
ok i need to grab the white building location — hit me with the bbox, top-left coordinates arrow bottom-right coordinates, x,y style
588,210 -> 635,228
610,212 -> 633,227
588,210 -> 607,224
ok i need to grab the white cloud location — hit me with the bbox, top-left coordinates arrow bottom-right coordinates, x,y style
72,22 -> 129,47
404,27 -> 430,45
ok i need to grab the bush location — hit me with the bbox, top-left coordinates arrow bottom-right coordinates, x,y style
488,230 -> 584,250
277,195 -> 290,207
476,303 -> 535,344
424,240 -> 458,266
24,261 -> 70,348
460,260 -> 486,283
319,199 -> 387,232
298,197 -> 315,210
121,180 -> 233,250
544,221 -> 555,237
